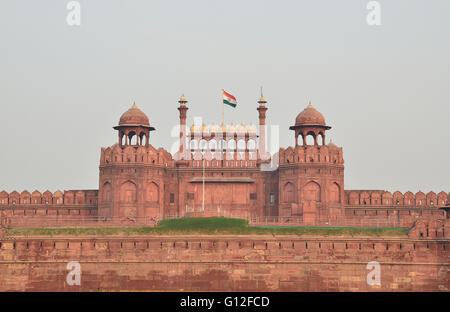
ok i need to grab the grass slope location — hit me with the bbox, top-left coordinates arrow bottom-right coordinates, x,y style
6,217 -> 409,237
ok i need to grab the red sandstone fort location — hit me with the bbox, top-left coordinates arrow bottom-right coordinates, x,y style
0,95 -> 448,227
0,95 -> 449,292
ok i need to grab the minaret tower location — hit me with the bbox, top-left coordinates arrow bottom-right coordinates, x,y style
177,95 -> 189,158
257,95 -> 268,161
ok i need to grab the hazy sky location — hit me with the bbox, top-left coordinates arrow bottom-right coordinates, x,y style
0,0 -> 449,193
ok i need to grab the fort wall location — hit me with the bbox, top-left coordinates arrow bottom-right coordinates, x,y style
1,188 -> 448,228
0,190 -> 98,207
0,235 -> 448,291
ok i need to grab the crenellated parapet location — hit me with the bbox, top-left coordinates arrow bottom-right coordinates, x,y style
278,143 -> 343,166
0,190 -> 98,207
345,190 -> 449,207
100,144 -> 173,167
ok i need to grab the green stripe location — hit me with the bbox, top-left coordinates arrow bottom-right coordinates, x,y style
223,99 -> 237,107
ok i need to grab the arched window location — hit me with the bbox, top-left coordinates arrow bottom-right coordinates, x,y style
102,182 -> 112,201
283,182 -> 295,203
303,181 -> 321,202
208,139 -> 217,151
247,139 -> 256,151
317,134 -> 324,145
227,139 -> 236,151
140,133 -> 147,146
199,139 -> 208,151
237,139 -> 246,151
329,183 -> 340,203
130,134 -> 138,145
190,139 -> 198,151
237,139 -> 246,159
305,134 -> 315,145
145,182 -> 159,202
120,181 -> 137,203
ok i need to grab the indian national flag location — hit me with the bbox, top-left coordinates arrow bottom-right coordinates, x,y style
223,90 -> 237,108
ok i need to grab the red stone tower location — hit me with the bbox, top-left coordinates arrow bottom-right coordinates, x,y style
257,95 -> 269,161
177,95 -> 188,158
277,104 -> 345,224
98,103 -> 171,220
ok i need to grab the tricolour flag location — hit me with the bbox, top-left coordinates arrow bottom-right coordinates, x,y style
223,90 -> 237,107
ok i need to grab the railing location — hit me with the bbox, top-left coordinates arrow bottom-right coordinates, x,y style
161,213 -> 415,228
248,216 -> 412,228
8,216 -> 156,228
163,212 -> 250,220
7,211 -> 441,229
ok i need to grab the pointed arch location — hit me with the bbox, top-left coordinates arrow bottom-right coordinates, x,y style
305,132 -> 315,145
145,182 -> 159,203
120,181 -> 137,203
283,182 -> 295,203
303,181 -> 321,202
102,182 -> 113,202
329,182 -> 340,203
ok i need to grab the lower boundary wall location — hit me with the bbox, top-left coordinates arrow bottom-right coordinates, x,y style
0,235 -> 448,291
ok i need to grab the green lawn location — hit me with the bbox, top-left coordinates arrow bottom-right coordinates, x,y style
5,217 -> 409,237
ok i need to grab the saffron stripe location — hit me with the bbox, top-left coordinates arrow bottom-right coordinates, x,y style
222,90 -> 236,101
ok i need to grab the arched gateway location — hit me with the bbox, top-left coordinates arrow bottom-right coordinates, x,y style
97,97 -> 345,223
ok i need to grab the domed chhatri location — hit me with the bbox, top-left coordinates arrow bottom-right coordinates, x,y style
294,104 -> 326,127
328,139 -> 338,149
190,124 -> 200,133
118,103 -> 151,127
114,103 -> 155,147
290,103 -> 331,146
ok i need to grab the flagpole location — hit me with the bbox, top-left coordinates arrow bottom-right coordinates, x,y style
202,157 -> 205,212
222,89 -> 224,125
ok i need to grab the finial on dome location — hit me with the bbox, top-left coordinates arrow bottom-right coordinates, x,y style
258,87 -> 267,105
132,102 -> 138,109
307,101 -> 313,108
179,94 -> 188,105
